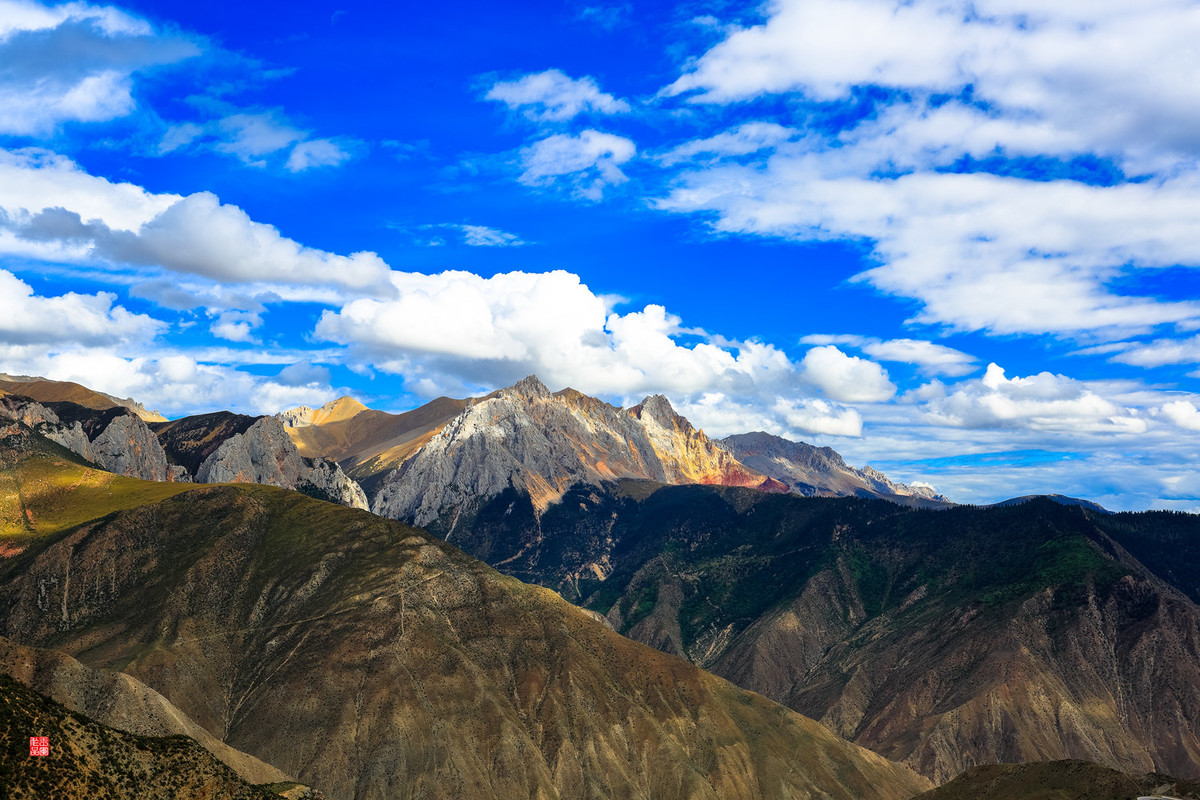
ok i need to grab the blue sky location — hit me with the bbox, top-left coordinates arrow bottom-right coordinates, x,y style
2,0 -> 1200,511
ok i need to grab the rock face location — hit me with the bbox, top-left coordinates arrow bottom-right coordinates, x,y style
0,395 -> 181,483
722,431 -> 949,505
0,636 -> 290,785
0,477 -> 930,800
0,374 -> 166,422
373,376 -> 770,526
189,416 -> 368,510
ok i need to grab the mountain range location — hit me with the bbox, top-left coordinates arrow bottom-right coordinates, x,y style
2,372 -> 1199,798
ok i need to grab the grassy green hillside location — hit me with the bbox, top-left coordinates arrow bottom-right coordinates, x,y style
0,428 -> 194,542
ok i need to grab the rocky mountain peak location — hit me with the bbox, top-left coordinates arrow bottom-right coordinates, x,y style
629,394 -> 683,427
504,374 -> 551,399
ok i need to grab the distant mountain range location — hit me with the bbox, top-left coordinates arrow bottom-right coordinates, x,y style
274,374 -> 947,520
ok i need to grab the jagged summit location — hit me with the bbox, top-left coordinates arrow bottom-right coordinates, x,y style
629,393 -> 682,427
504,373 -> 551,399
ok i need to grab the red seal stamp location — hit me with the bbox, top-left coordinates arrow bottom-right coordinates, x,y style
29,736 -> 49,757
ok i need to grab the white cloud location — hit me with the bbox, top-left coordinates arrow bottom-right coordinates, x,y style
801,334 -> 978,377
1107,335 -> 1200,368
208,309 -> 261,343
214,112 -> 304,163
519,130 -> 636,200
860,339 -> 977,377
799,345 -> 895,402
0,149 -> 393,294
286,138 -> 354,171
486,69 -> 630,122
663,0 -> 1200,168
312,268 -> 869,437
925,363 -> 1148,434
0,0 -> 198,135
773,396 -> 863,437
658,162 -> 1200,337
0,268 -> 163,345
1161,400 -> 1200,432
658,122 -> 796,166
458,224 -> 526,247
157,111 -> 358,171
0,346 -> 336,417
652,0 -> 1200,341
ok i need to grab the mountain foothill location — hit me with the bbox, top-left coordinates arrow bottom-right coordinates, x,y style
1,372 -> 1198,799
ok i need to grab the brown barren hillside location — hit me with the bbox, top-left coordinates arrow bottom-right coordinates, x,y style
284,396 -> 468,481
0,475 -> 929,800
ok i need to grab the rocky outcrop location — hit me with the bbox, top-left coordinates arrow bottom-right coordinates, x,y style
628,394 -> 767,488
722,431 -> 949,504
194,416 -> 368,510
0,395 -> 181,482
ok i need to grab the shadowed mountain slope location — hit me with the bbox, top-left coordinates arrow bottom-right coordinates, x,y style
0,637 -> 290,785
436,480 -> 1200,784
0,460 -> 929,800
915,759 -> 1200,800
0,672 -> 276,800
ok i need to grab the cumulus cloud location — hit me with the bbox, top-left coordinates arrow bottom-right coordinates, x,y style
0,149 -> 393,294
1161,400 -> 1200,432
801,334 -> 978,377
799,345 -> 895,402
486,69 -> 630,122
925,363 -> 1147,434
313,268 -> 869,437
0,346 -> 337,417
519,130 -> 636,200
663,0 -> 1200,167
0,268 -> 164,345
0,0 -> 199,135
658,161 -> 1200,337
